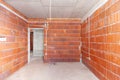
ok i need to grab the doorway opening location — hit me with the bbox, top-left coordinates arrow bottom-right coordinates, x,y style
28,28 -> 44,63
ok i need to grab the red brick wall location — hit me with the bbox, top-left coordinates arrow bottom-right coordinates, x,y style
81,0 -> 120,79
44,21 -> 81,62
28,19 -> 81,62
0,6 -> 28,79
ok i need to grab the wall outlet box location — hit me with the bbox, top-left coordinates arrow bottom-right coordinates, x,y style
0,37 -> 6,41
87,57 -> 91,60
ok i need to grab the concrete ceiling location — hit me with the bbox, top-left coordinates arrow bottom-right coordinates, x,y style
4,0 -> 100,19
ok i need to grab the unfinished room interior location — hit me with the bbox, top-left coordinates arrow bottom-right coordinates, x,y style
0,0 -> 120,80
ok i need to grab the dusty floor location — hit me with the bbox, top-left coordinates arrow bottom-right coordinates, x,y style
5,57 -> 99,80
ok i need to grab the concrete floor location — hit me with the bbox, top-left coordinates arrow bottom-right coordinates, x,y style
5,57 -> 99,80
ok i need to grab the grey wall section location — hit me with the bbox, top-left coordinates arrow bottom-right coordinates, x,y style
33,29 -> 44,56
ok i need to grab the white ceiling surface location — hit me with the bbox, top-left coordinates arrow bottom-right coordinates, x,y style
4,0 -> 99,19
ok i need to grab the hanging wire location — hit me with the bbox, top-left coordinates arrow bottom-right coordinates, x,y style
45,0 -> 51,27
49,0 -> 52,20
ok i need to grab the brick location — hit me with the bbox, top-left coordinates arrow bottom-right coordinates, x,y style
111,22 -> 120,33
47,33 -> 80,37
106,34 -> 120,43
47,41 -> 80,45
0,28 -> 12,35
110,44 -> 120,54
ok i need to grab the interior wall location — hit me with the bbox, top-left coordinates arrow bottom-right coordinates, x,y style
44,21 -> 81,62
81,0 -> 120,79
28,19 -> 81,62
0,6 -> 28,79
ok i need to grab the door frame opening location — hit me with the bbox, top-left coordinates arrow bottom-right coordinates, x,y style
28,28 -> 44,63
